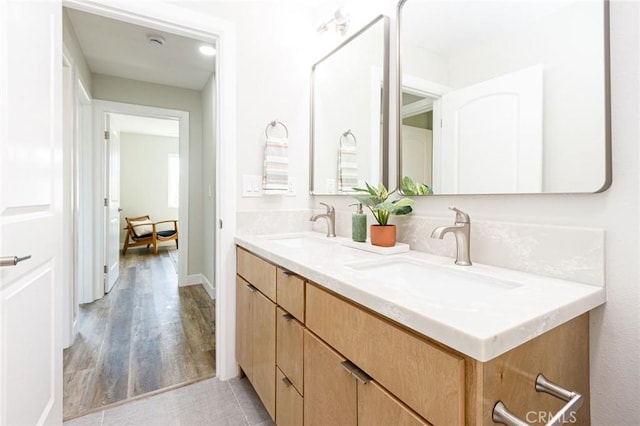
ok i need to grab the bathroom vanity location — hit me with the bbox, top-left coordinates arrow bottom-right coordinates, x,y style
235,233 -> 605,425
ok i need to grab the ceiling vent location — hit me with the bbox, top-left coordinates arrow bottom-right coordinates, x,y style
147,35 -> 165,48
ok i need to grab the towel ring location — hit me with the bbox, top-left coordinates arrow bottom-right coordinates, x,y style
265,120 -> 289,139
340,129 -> 357,147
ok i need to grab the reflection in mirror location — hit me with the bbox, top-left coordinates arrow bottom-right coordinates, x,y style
398,0 -> 609,195
310,15 -> 389,195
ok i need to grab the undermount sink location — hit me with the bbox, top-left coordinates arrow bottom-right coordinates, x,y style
345,257 -> 522,305
268,235 -> 335,249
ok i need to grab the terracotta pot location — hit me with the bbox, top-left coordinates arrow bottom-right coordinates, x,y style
370,224 -> 396,247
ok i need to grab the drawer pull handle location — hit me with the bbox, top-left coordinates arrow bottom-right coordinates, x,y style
282,270 -> 296,277
282,312 -> 294,321
246,284 -> 258,293
340,360 -> 371,385
282,376 -> 293,388
492,374 -> 583,426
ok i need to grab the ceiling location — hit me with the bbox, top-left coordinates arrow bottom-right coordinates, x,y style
65,7 -> 215,91
402,0 -> 576,58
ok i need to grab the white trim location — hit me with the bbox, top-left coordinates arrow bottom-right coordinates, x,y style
65,0 -> 238,381
62,46 -> 76,349
93,101 -> 190,289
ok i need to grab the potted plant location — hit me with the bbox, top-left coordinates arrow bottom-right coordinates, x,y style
352,182 -> 415,247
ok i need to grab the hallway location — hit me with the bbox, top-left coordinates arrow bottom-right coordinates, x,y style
63,249 -> 216,420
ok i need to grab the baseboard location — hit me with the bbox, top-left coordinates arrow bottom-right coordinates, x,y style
201,274 -> 216,300
185,273 -> 216,300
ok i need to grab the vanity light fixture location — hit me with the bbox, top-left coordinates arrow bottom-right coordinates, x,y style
317,7 -> 350,36
199,45 -> 216,56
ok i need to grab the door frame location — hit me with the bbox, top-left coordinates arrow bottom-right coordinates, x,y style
94,102 -> 190,290
64,0 -> 238,380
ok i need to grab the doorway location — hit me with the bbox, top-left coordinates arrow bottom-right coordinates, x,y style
60,2 -> 230,420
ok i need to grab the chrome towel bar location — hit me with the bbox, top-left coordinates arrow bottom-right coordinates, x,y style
492,374 -> 583,426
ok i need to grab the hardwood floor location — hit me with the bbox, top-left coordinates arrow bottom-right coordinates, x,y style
63,248 -> 216,420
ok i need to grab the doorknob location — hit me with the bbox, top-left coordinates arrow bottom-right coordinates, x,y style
118,208 -> 123,212
0,255 -> 32,267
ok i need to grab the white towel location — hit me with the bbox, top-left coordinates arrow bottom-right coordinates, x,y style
338,144 -> 358,192
263,136 -> 289,191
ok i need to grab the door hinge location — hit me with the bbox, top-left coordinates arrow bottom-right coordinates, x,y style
104,198 -> 109,207
219,219 -> 223,229
103,265 -> 108,274
440,119 -> 443,128
104,130 -> 110,139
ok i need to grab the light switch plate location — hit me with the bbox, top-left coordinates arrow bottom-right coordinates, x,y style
242,174 -> 263,197
286,177 -> 297,196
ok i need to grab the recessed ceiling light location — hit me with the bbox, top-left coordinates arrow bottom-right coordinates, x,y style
199,45 -> 216,56
147,35 -> 165,48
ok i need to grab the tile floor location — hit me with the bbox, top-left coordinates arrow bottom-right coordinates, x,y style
64,377 -> 274,426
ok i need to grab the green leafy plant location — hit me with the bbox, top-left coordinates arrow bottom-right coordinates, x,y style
402,176 -> 433,195
352,182 -> 415,226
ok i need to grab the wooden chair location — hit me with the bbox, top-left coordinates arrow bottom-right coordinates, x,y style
122,215 -> 178,255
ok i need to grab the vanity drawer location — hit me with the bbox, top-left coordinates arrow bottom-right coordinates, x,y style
237,247 -> 276,301
276,307 -> 304,394
276,367 -> 303,426
305,283 -> 465,426
277,267 -> 305,321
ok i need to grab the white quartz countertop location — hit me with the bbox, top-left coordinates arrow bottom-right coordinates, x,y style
235,232 -> 606,362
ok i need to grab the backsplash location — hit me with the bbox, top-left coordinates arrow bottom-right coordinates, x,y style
236,209 -> 313,236
239,209 -> 605,286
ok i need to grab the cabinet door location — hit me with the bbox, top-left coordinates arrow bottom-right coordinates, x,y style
277,368 -> 303,426
277,267 -> 305,321
277,307 -> 304,393
236,276 -> 253,380
358,380 -> 431,426
252,289 -> 276,420
304,330 -> 357,426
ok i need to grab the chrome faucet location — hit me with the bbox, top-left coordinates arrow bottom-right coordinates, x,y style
431,206 -> 472,266
310,202 -> 336,237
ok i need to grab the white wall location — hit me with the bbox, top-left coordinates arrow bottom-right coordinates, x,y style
177,1 -> 316,211
62,8 -> 92,91
92,74 -> 204,275
119,132 -> 179,245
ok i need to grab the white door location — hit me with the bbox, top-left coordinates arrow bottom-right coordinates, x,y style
402,125 -> 433,187
435,64 -> 543,194
0,1 -> 63,424
105,115 -> 121,293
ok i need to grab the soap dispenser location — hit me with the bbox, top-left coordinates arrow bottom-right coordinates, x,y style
350,203 -> 367,242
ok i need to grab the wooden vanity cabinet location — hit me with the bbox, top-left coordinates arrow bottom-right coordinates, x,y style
236,248 -> 277,419
235,246 -> 590,426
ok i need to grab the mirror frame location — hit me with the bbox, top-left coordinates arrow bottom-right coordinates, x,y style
395,0 -> 612,195
309,14 -> 390,195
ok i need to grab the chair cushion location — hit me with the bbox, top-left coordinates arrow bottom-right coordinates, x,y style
137,230 -> 176,239
130,220 -> 153,237
157,230 -> 177,238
